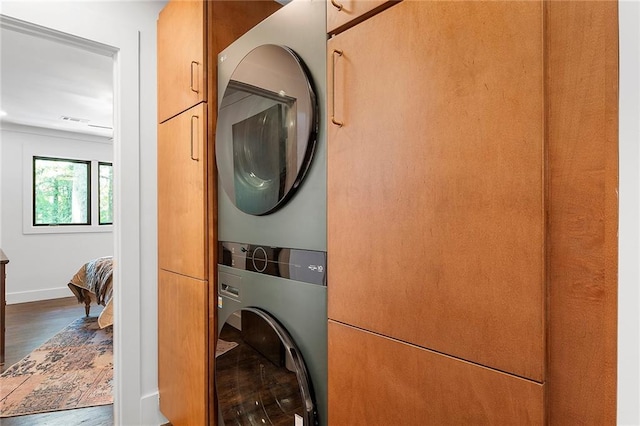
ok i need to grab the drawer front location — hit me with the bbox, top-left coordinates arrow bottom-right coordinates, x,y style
328,321 -> 544,425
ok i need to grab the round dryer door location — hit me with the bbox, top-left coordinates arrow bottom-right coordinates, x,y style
216,308 -> 317,426
216,44 -> 318,216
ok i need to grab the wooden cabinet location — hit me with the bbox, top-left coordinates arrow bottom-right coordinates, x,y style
545,2 -> 618,423
157,101 -> 209,425
326,1 -> 618,424
158,270 -> 208,426
328,321 -> 544,424
326,0 -> 395,35
157,0 -> 206,123
328,0 -> 545,381
0,249 -> 8,365
158,103 -> 208,280
157,6 -> 209,423
157,1 -> 283,425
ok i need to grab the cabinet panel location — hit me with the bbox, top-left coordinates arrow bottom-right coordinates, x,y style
158,103 -> 207,280
158,270 -> 208,426
326,0 -> 396,35
158,0 -> 206,123
328,321 -> 544,425
546,1 -> 618,422
327,1 -> 544,380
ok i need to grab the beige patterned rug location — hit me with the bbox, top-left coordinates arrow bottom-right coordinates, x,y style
0,316 -> 113,418
216,339 -> 238,358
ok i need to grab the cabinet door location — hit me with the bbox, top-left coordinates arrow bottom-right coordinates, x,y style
326,0 -> 395,35
158,103 -> 207,280
158,270 -> 208,426
158,0 -> 206,123
327,1 -> 545,381
328,321 -> 544,425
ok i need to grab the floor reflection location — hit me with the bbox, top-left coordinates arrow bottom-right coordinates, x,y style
216,320 -> 305,426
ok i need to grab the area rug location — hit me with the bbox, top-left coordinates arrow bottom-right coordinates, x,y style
215,339 -> 238,358
0,316 -> 113,418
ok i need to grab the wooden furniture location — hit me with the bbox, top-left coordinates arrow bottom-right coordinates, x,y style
158,270 -> 208,425
329,322 -> 544,424
329,0 -> 544,381
546,2 -> 619,422
158,101 -> 208,426
157,0 -> 206,123
0,249 -> 8,365
158,103 -> 208,280
156,2 -> 281,425
326,0 -> 617,423
157,7 -> 209,423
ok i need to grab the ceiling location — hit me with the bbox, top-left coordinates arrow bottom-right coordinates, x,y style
0,25 -> 113,139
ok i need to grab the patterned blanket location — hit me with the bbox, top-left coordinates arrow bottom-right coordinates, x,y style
67,256 -> 114,328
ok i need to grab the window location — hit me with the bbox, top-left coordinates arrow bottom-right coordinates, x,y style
33,156 -> 90,226
99,162 -> 113,225
31,156 -> 113,229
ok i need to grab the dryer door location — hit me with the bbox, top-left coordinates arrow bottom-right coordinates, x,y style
216,308 -> 317,426
216,44 -> 318,216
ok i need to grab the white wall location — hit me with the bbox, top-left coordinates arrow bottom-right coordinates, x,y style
618,2 -> 640,424
0,124 -> 113,303
0,1 -> 166,424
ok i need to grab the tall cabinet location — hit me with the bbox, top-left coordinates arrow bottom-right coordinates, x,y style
326,1 -> 617,424
157,2 -> 281,425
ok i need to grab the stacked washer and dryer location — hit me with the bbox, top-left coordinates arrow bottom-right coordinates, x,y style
214,1 -> 328,425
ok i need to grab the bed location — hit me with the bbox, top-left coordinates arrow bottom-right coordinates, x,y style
67,256 -> 114,329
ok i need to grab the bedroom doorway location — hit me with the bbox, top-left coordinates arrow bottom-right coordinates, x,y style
0,15 -> 117,423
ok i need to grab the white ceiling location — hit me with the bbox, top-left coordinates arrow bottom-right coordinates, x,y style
0,25 -> 113,139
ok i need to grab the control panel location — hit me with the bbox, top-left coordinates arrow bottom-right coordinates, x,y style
218,241 -> 326,286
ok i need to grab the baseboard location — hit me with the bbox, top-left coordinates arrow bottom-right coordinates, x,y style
141,391 -> 169,426
6,286 -> 74,304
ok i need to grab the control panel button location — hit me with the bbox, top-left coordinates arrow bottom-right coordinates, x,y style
252,246 -> 268,272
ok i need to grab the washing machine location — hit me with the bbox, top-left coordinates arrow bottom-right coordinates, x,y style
214,1 -> 327,425
217,244 -> 326,426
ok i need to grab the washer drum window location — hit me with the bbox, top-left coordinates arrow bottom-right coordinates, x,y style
216,308 -> 317,425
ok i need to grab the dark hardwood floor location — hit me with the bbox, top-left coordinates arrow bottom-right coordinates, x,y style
1,297 -> 113,425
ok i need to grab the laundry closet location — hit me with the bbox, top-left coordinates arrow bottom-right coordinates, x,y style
156,0 -> 619,424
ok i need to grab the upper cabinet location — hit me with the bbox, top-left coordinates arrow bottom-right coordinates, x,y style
158,0 -> 206,123
326,0 -> 397,35
327,0 -> 545,381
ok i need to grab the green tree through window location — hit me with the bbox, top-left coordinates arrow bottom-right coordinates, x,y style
33,157 -> 90,226
99,162 -> 113,225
